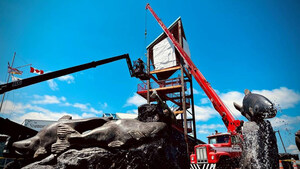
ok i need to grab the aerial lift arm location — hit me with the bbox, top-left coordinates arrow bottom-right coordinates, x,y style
0,54 -> 141,95
146,4 -> 241,133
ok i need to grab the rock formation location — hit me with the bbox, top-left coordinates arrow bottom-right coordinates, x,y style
7,103 -> 189,169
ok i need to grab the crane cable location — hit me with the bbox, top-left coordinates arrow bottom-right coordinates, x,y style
142,6 -> 147,64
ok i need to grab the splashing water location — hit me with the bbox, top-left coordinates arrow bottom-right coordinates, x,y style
241,120 -> 279,169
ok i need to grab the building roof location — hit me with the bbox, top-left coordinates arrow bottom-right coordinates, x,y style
0,117 -> 37,139
147,17 -> 186,49
116,113 -> 138,119
23,119 -> 56,131
103,113 -> 117,119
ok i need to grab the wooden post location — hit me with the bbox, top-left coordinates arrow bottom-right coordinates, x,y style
0,52 -> 16,112
147,49 -> 150,104
190,79 -> 197,139
178,20 -> 189,155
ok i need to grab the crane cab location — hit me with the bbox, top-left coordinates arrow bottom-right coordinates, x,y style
191,132 -> 242,168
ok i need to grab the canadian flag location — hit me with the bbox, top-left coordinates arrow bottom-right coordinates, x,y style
30,67 -> 44,75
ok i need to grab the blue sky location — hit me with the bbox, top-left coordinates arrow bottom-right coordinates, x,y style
0,0 -> 299,155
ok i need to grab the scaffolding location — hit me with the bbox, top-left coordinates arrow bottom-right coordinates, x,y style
137,17 -> 197,140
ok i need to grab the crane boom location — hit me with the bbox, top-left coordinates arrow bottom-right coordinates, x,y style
0,54 -> 138,95
146,4 -> 241,133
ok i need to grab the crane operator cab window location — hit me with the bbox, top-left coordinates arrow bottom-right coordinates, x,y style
208,135 -> 230,144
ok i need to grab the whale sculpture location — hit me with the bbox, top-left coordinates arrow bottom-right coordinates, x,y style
62,119 -> 167,150
12,115 -> 112,159
233,89 -> 277,121
15,104 -> 188,169
12,103 -> 171,160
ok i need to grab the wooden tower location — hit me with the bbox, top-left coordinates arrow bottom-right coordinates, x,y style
137,17 -> 197,141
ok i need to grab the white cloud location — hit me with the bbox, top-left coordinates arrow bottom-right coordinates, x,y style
47,79 -> 58,91
46,75 -> 74,91
60,97 -> 66,102
194,91 -> 244,121
12,111 -> 88,124
25,104 -> 58,114
72,103 -> 103,115
32,95 -> 61,104
125,93 -> 147,107
269,115 -> 300,129
198,129 -> 210,134
99,102 -> 108,109
195,87 -> 300,121
197,124 -> 224,134
58,75 -> 75,84
0,100 -> 26,114
200,98 -> 210,104
253,87 -> 300,109
188,87 -> 200,95
89,107 -> 103,114
192,105 -> 218,121
287,144 -> 300,154
73,103 -> 89,110
198,124 -> 224,129
2,98 -> 103,124
213,89 -> 220,95
193,88 -> 200,94
0,101 -> 81,123
13,111 -> 67,122
81,112 -> 96,118
219,91 -> 244,117
63,102 -> 72,106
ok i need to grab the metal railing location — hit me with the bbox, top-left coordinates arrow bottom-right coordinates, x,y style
137,77 -> 187,92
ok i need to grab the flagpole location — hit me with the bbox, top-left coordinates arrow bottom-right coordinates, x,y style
0,52 -> 16,112
15,63 -> 32,69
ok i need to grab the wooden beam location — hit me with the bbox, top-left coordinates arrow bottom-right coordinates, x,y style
147,49 -> 150,104
149,74 -> 160,84
149,85 -> 181,92
190,79 -> 197,139
178,20 -> 189,155
150,66 -> 181,74
183,67 -> 192,81
174,110 -> 183,115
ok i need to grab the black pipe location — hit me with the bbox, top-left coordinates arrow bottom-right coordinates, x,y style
0,54 -> 132,94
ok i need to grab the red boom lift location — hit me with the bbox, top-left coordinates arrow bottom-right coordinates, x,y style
146,4 -> 243,168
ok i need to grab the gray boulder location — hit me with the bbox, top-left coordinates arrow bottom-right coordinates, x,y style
21,104 -> 189,169
22,128 -> 189,169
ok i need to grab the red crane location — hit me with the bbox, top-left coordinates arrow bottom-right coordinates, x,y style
145,3 -> 241,134
146,4 -> 243,168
